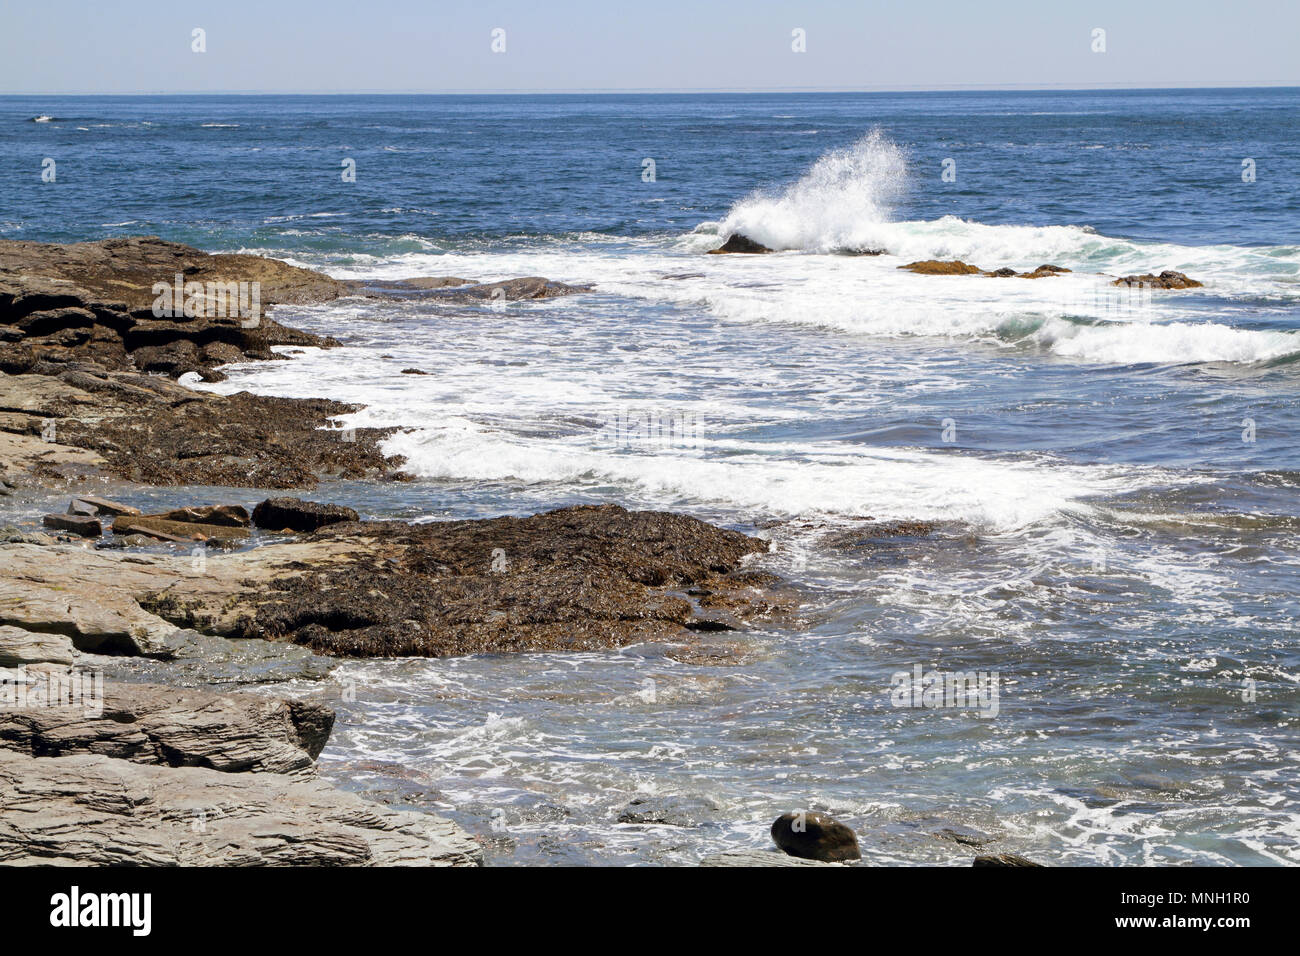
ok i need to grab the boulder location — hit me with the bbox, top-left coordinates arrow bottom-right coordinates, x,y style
708,234 -> 774,254
252,497 -> 359,533
771,810 -> 862,862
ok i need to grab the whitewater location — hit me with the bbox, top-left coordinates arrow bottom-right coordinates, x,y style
12,90 -> 1295,866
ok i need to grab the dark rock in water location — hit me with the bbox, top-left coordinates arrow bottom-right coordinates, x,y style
899,259 -> 983,275
618,794 -> 721,828
973,853 -> 1044,867
708,234 -> 774,254
252,497 -> 359,533
988,267 -> 1018,277
933,825 -> 994,848
1112,270 -> 1203,289
380,276 -> 474,290
66,499 -> 97,517
771,810 -> 862,862
418,276 -> 592,302
156,504 -> 250,528
399,368 -> 428,375
41,513 -> 101,537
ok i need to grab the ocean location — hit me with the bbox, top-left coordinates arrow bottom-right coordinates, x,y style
3,89 -> 1298,865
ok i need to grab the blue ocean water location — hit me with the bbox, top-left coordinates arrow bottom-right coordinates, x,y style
3,90 -> 1298,865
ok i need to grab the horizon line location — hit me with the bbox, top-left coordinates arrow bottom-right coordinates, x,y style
3,81 -> 1298,97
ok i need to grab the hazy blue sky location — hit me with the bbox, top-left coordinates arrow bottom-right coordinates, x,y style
2,0 -> 1297,94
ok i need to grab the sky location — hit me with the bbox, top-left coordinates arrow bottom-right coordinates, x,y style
1,0 -> 1298,94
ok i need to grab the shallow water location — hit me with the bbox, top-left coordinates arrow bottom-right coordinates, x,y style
3,89 -> 1298,864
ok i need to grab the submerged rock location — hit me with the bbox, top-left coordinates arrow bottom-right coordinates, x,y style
87,629 -> 336,687
702,849 -> 840,866
973,853 -> 1045,867
771,810 -> 862,862
708,234 -> 774,254
618,794 -> 722,828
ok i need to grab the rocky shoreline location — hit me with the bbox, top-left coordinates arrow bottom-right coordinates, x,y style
0,238 -> 810,866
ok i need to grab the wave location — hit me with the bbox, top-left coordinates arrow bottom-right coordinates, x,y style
712,128 -> 908,253
375,415 -> 1153,530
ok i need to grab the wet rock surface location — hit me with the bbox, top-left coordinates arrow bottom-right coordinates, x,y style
617,794 -> 722,828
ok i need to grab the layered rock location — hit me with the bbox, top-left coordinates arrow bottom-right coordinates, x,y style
0,236 -> 345,381
0,681 -> 332,774
0,749 -> 480,866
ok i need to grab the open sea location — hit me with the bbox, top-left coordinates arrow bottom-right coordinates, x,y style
2,89 -> 1298,865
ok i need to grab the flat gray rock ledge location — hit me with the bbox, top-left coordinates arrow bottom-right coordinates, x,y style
0,749 -> 481,866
